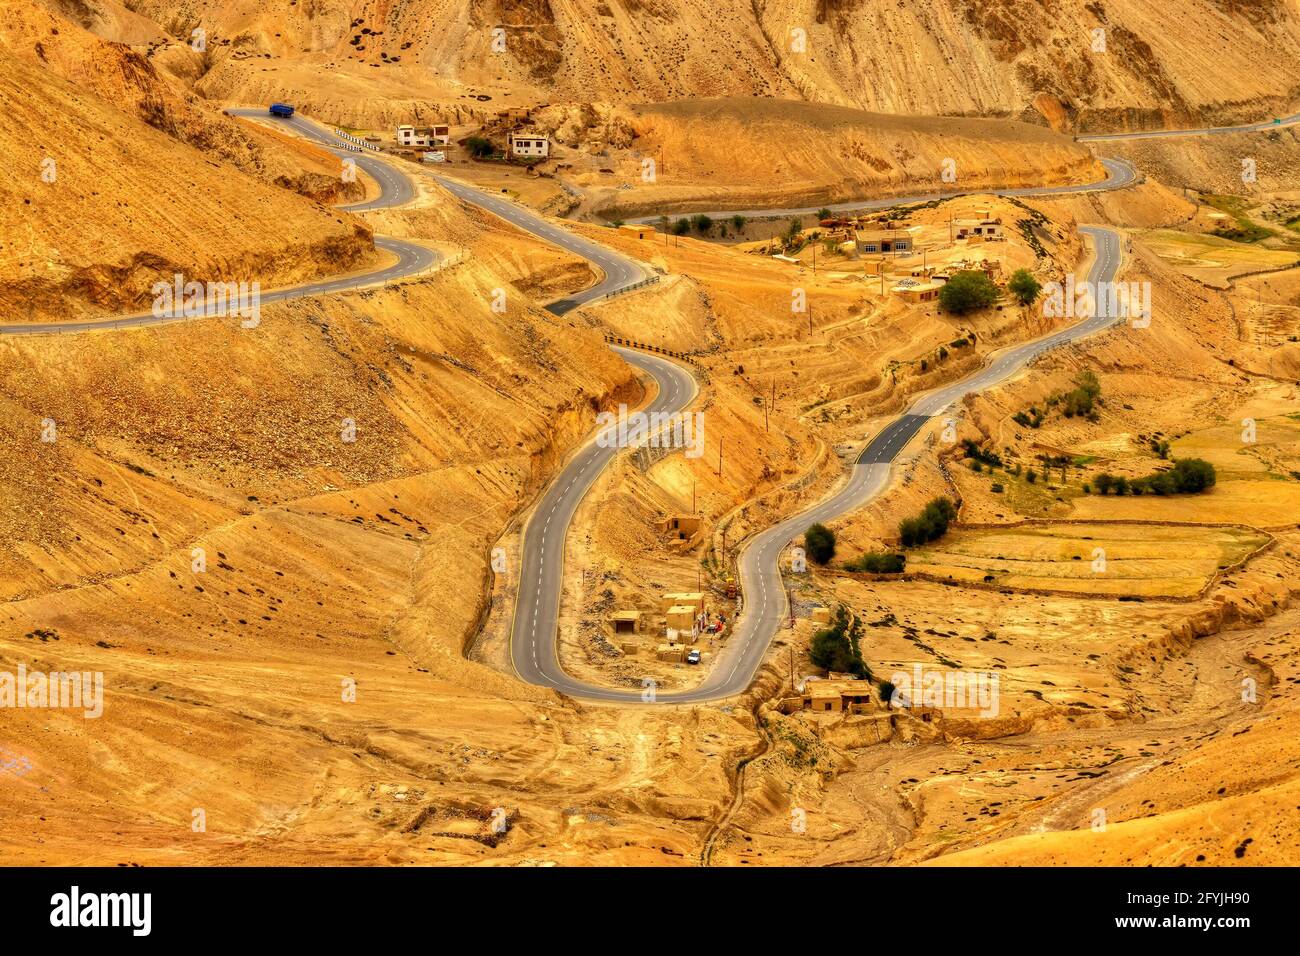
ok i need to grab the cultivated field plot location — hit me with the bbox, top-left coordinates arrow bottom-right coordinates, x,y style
1140,229 -> 1299,287
1070,479 -> 1300,526
1169,415 -> 1300,476
1070,416 -> 1300,526
907,522 -> 1269,598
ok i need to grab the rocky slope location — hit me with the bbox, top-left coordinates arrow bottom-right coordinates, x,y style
61,0 -> 1300,129
0,47 -> 372,323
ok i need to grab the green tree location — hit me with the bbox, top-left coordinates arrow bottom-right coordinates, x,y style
690,213 -> 713,234
1169,458 -> 1217,492
465,136 -> 494,158
938,270 -> 1000,314
671,217 -> 691,236
898,497 -> 957,547
804,523 -> 837,564
809,606 -> 870,678
1008,268 -> 1042,305
878,679 -> 897,705
731,214 -> 747,232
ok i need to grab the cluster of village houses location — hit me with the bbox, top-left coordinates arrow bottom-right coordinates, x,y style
394,121 -> 550,163
814,213 -> 1007,303
375,120 -> 1010,719
607,590 -> 725,664
608,592 -> 906,716
619,213 -> 1008,305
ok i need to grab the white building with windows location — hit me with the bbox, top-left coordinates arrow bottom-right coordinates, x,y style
954,216 -> 1003,240
508,131 -> 550,159
396,124 -> 450,148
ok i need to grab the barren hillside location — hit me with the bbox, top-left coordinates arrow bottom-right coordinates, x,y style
3,2 -> 372,201
5,0 -> 1300,875
57,0 -> 1300,130
582,98 -> 1104,217
0,48 -> 373,323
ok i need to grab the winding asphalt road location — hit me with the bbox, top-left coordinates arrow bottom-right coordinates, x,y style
507,107 -> 1298,703
0,111 -> 438,336
628,157 -> 1137,224
494,157 -> 1141,702
10,105 -> 1277,703
622,110 -> 1300,225
510,223 -> 1122,704
1077,112 -> 1300,142
431,175 -> 648,314
508,349 -> 698,694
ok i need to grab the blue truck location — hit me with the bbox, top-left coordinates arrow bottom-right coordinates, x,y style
268,103 -> 295,118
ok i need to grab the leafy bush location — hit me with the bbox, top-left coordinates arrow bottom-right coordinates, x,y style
1134,458 -> 1216,495
1061,370 -> 1101,418
1169,458 -> 1216,492
898,497 -> 957,547
804,523 -> 837,564
671,218 -> 691,235
845,551 -> 906,574
1095,459 -> 1216,496
962,440 -> 1003,468
938,270 -> 1000,314
690,213 -> 713,234
1013,407 -> 1044,429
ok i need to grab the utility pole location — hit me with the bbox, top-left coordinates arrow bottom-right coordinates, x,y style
717,437 -> 724,477
692,478 -> 697,515
770,380 -> 776,425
